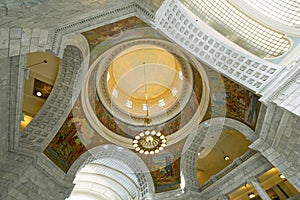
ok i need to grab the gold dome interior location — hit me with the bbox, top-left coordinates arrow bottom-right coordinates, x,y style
106,45 -> 184,117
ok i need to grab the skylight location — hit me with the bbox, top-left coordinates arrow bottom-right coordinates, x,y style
180,0 -> 291,58
243,0 -> 300,27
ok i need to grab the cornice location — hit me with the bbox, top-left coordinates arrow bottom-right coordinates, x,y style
49,2 -> 156,56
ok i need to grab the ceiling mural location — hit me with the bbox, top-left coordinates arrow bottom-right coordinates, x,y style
203,67 -> 261,130
81,16 -> 163,62
82,17 -> 147,49
148,144 -> 183,193
43,16 -> 261,192
43,107 -> 88,172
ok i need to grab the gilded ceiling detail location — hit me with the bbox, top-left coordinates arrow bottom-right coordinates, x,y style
106,45 -> 182,116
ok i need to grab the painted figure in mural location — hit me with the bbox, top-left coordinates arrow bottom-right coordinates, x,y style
165,156 -> 173,176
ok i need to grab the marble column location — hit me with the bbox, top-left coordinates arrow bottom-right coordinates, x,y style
248,177 -> 271,200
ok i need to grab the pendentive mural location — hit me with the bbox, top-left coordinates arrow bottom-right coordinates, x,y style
43,16 -> 261,193
203,67 -> 260,130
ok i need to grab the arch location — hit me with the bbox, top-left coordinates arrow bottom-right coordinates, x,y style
20,34 -> 89,152
73,173 -> 132,200
68,144 -> 155,199
180,117 -> 255,191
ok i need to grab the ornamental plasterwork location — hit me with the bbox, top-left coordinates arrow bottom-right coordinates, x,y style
155,0 -> 281,94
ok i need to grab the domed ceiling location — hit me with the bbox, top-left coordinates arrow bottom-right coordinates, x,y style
41,16 -> 261,193
81,38 -> 207,149
105,44 -> 183,117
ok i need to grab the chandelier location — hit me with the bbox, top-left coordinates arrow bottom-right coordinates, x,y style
133,130 -> 167,154
132,62 -> 167,155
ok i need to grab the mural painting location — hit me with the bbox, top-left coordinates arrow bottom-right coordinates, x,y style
43,111 -> 87,172
43,98 -> 108,172
203,67 -> 260,129
82,17 -> 148,50
147,141 -> 183,193
81,16 -> 162,62
223,75 -> 260,128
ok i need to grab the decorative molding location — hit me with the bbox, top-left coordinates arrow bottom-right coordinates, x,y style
18,34 -> 89,153
268,63 -> 300,116
49,2 -> 156,56
155,0 -> 282,94
20,45 -> 84,152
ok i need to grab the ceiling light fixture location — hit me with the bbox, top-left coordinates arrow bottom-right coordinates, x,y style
244,183 -> 255,199
248,192 -> 255,199
132,62 -> 167,155
224,155 -> 230,161
36,91 -> 42,97
133,130 -> 167,155
279,174 -> 285,179
216,142 -> 230,161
